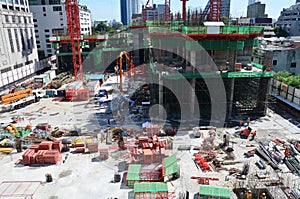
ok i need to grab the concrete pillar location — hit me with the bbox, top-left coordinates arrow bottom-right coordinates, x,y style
190,50 -> 197,72
228,78 -> 235,119
159,73 -> 164,118
189,78 -> 196,118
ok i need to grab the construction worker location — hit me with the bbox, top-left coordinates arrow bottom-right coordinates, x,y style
239,119 -> 244,127
284,147 -> 290,160
260,192 -> 267,199
246,117 -> 250,126
245,189 -> 253,199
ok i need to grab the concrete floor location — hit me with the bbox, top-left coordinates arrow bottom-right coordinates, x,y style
0,97 -> 299,199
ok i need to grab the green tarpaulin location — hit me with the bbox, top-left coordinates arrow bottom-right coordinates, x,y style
134,182 -> 168,193
163,154 -> 178,176
199,185 -> 230,198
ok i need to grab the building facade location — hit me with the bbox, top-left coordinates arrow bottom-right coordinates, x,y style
120,0 -> 140,26
275,1 -> 300,36
29,0 -> 92,58
0,0 -> 39,89
247,2 -> 268,18
220,0 -> 230,18
253,38 -> 300,75
145,4 -> 166,22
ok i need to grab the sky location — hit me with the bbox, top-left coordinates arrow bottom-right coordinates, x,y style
81,0 -> 296,21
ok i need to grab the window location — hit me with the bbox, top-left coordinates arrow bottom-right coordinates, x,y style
34,24 -> 38,27
273,60 -> 277,66
45,34 -> 50,38
291,62 -> 297,68
36,40 -> 40,44
44,29 -> 50,32
5,15 -> 9,23
42,7 -> 46,12
35,29 -> 38,33
18,16 -> 21,23
23,16 -> 27,23
1,67 -> 12,73
47,49 -> 52,53
49,0 -> 60,4
37,44 -> 40,48
47,44 -> 51,48
7,29 -> 15,53
41,0 -> 45,5
14,29 -> 20,52
43,13 -> 46,16
33,18 -> 37,22
53,6 -> 62,11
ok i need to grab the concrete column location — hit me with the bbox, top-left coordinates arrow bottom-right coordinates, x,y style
190,50 -> 197,72
158,73 -> 164,118
228,78 -> 235,119
189,78 -> 196,118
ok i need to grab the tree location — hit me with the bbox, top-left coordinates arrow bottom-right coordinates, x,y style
274,26 -> 289,37
221,16 -> 229,25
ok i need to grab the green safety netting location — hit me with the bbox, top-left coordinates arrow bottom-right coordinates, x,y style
127,164 -> 141,181
161,71 -> 274,80
134,182 -> 168,193
181,26 -> 264,35
251,62 -> 263,69
199,185 -> 230,198
163,154 -> 178,176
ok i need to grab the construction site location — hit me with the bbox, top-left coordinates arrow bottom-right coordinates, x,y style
0,0 -> 300,199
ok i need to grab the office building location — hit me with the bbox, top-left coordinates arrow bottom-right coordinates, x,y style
0,0 -> 39,89
29,0 -> 92,58
120,0 -> 141,26
275,0 -> 300,36
247,1 -> 268,18
220,0 -> 230,18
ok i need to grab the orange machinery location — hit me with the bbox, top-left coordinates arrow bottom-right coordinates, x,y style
0,88 -> 33,104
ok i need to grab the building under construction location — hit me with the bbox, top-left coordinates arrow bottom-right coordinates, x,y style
50,0 -> 273,126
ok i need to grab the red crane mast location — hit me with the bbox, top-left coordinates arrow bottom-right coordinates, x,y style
66,0 -> 83,81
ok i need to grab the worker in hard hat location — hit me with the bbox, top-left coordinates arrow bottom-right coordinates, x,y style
284,147 -> 290,160
245,189 -> 253,199
239,119 -> 243,127
260,192 -> 267,199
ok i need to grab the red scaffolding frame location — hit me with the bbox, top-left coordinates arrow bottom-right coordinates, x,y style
0,181 -> 42,197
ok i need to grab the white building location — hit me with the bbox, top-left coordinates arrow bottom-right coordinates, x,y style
0,0 -> 39,89
29,0 -> 92,58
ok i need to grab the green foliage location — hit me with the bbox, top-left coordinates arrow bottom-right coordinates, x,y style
274,26 -> 289,37
275,71 -> 300,88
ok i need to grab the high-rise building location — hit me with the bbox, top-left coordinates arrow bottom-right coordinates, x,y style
29,0 -> 92,58
247,2 -> 268,18
0,0 -> 39,89
120,0 -> 141,26
276,1 -> 300,36
220,0 -> 231,18
248,0 -> 259,5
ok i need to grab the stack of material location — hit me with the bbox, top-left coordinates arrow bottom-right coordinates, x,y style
143,149 -> 153,164
30,144 -> 40,152
44,150 -> 61,164
22,141 -> 62,165
99,147 -> 109,159
52,141 -> 62,152
36,150 -> 47,164
130,148 -> 143,163
22,149 -> 35,165
75,142 -> 85,153
87,142 -> 98,153
39,141 -> 53,150
146,125 -> 160,137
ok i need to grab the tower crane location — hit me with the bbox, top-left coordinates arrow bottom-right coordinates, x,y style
62,0 -> 83,81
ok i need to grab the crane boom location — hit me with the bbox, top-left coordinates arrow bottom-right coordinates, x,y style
66,0 -> 83,80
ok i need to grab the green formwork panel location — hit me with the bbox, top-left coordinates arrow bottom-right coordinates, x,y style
221,26 -> 239,34
52,43 -> 59,49
253,38 -> 259,47
182,26 -> 207,34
